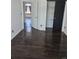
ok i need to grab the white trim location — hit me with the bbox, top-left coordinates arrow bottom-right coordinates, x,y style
21,0 -> 24,29
25,3 -> 31,6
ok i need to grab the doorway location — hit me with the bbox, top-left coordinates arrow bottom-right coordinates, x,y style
53,1 -> 65,32
46,1 -> 65,32
23,2 -> 32,32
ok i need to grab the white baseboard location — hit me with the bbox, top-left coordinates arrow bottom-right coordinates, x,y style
11,28 -> 23,40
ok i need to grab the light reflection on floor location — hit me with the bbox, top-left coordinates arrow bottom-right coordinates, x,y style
24,17 -> 32,32
24,17 -> 32,39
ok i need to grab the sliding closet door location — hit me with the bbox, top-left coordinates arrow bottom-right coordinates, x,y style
53,1 -> 65,32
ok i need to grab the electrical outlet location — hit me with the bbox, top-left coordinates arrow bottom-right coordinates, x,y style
12,30 -> 14,33
64,26 -> 66,29
40,25 -> 43,27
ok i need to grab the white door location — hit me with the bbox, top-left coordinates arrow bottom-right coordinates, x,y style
31,0 -> 38,29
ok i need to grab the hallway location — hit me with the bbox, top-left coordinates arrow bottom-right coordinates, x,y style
11,28 -> 67,59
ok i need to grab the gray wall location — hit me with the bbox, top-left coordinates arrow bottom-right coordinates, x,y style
62,2 -> 67,35
46,1 -> 55,28
11,0 -> 23,39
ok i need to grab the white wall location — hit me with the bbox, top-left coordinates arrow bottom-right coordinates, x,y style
62,2 -> 67,35
22,0 -> 47,31
11,0 -> 47,39
11,0 -> 23,39
46,1 -> 55,28
31,0 -> 38,29
38,0 -> 47,31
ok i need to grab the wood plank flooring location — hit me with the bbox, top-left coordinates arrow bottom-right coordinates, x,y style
11,28 -> 67,59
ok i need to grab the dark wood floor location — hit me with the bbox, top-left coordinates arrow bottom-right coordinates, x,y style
11,28 -> 67,59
